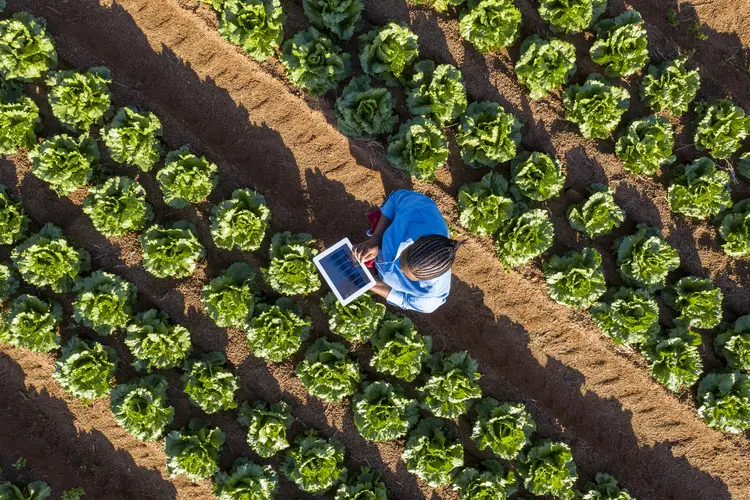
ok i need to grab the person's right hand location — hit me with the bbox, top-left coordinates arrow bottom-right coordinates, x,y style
352,238 -> 379,263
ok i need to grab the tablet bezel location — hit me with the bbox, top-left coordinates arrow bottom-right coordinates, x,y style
313,237 -> 376,306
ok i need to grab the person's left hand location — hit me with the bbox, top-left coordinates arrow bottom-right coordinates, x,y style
352,238 -> 379,263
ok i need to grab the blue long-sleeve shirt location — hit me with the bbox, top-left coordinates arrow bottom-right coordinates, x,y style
374,190 -> 451,313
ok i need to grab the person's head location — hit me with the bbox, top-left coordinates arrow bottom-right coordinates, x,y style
401,234 -> 465,281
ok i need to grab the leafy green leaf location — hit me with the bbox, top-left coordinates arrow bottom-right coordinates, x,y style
125,309 -> 192,372
53,336 -> 118,401
29,134 -> 99,196
668,157 -> 732,219
211,189 -> 270,252
640,57 -> 700,116
110,374 -> 174,441
459,0 -> 521,53
567,184 -> 624,239
213,457 -> 279,500
83,176 -> 153,237
412,0 -> 465,12
281,431 -> 347,495
334,75 -> 397,139
693,99 -> 750,159
458,172 -> 514,236
738,152 -> 750,182
0,263 -> 19,302
538,0 -> 606,34
296,337 -> 361,403
452,460 -> 518,500
282,28 -> 351,96
615,115 -> 676,176
402,417 -> 464,488
141,221 -> 205,279
246,297 -> 311,362
517,440 -> 577,499
102,107 -> 163,171
335,467 -> 387,500
0,294 -> 61,352
370,314 -> 431,382
511,151 -> 565,201
0,12 -> 57,80
471,397 -> 535,460
579,473 -> 634,500
590,11 -> 649,78
388,117 -> 448,181
615,224 -> 679,291
0,94 -> 39,154
0,480 -> 52,500
165,419 -> 225,481
697,371 -> 750,434
495,209 -> 554,268
11,223 -> 91,293
407,60 -> 467,125
262,232 -> 320,295
563,74 -> 630,140
322,292 -> 386,343
201,262 -> 258,329
352,380 -> 419,442
61,487 -> 85,500
715,316 -> 750,372
237,399 -> 293,458
157,146 -> 218,209
0,184 -> 28,245
662,276 -> 723,329
515,36 -> 576,100
456,101 -> 522,169
590,286 -> 660,345
219,0 -> 284,61
359,23 -> 419,87
420,351 -> 482,419
46,67 -> 112,130
182,352 -> 239,414
719,198 -> 750,258
543,248 -> 606,309
303,0 -> 363,40
73,270 -> 137,336
643,327 -> 703,392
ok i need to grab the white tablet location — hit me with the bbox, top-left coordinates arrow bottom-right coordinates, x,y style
314,238 -> 376,306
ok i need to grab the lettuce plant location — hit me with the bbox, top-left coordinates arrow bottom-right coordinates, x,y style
590,287 -> 660,345
402,417 -> 464,488
668,157 -> 732,220
262,232 -> 320,295
12,223 -> 91,293
219,0 -> 284,61
73,270 -> 137,336
165,419 -> 225,481
738,152 -> 750,182
182,352 -> 239,414
511,151 -> 565,201
579,473 -> 634,500
457,172 -> 514,236
419,351 -> 482,418
515,36 -> 576,100
359,23 -> 419,86
102,107 -> 163,171
0,184 -> 28,244
412,0 -> 465,11
213,458 -> 279,500
471,397 -> 535,460
141,221 -> 205,279
697,371 -> 750,434
615,225 -> 679,291
0,481 -> 51,500
567,184 -> 624,239
538,0 -> 606,34
211,189 -> 270,252
543,248 -> 606,309
303,0 -> 363,40
453,460 -> 518,500
715,316 -> 750,372
663,276 -> 723,329
0,263 -> 19,302
352,380 -> 419,442
334,76 -> 397,139
456,101 -> 522,169
0,12 -> 57,80
719,199 -> 750,258
237,399 -> 293,457
53,336 -> 118,401
29,134 -> 99,196
642,327 -> 703,393
201,262 -> 258,329
495,209 -> 554,268
321,291 -> 386,343
246,297 -> 311,362
110,374 -> 174,441
125,309 -> 192,371
281,28 -> 351,96
640,57 -> 700,116
296,337 -> 361,403
693,99 -> 750,159
563,74 -> 630,140
157,146 -> 218,208
335,467 -> 387,500
282,431 -> 347,494
407,60 -> 468,125
0,294 -> 61,353
0,93 -> 39,154
388,117 -> 448,181
459,0 -> 521,53
590,11 -> 649,78
83,176 -> 153,237
47,67 -> 112,130
615,115 -> 676,176
518,440 -> 577,499
370,314 -> 431,382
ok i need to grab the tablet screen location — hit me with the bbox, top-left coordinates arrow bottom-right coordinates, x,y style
315,242 -> 372,301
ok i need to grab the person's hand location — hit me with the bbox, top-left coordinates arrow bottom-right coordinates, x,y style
352,238 -> 379,263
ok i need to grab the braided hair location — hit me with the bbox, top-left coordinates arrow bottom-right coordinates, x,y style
404,234 -> 465,280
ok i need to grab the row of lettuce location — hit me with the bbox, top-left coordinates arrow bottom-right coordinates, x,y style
0,12 -> 639,500
0,482 -> 83,500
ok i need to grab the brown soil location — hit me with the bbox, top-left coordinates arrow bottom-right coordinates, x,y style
1,0 -> 750,499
